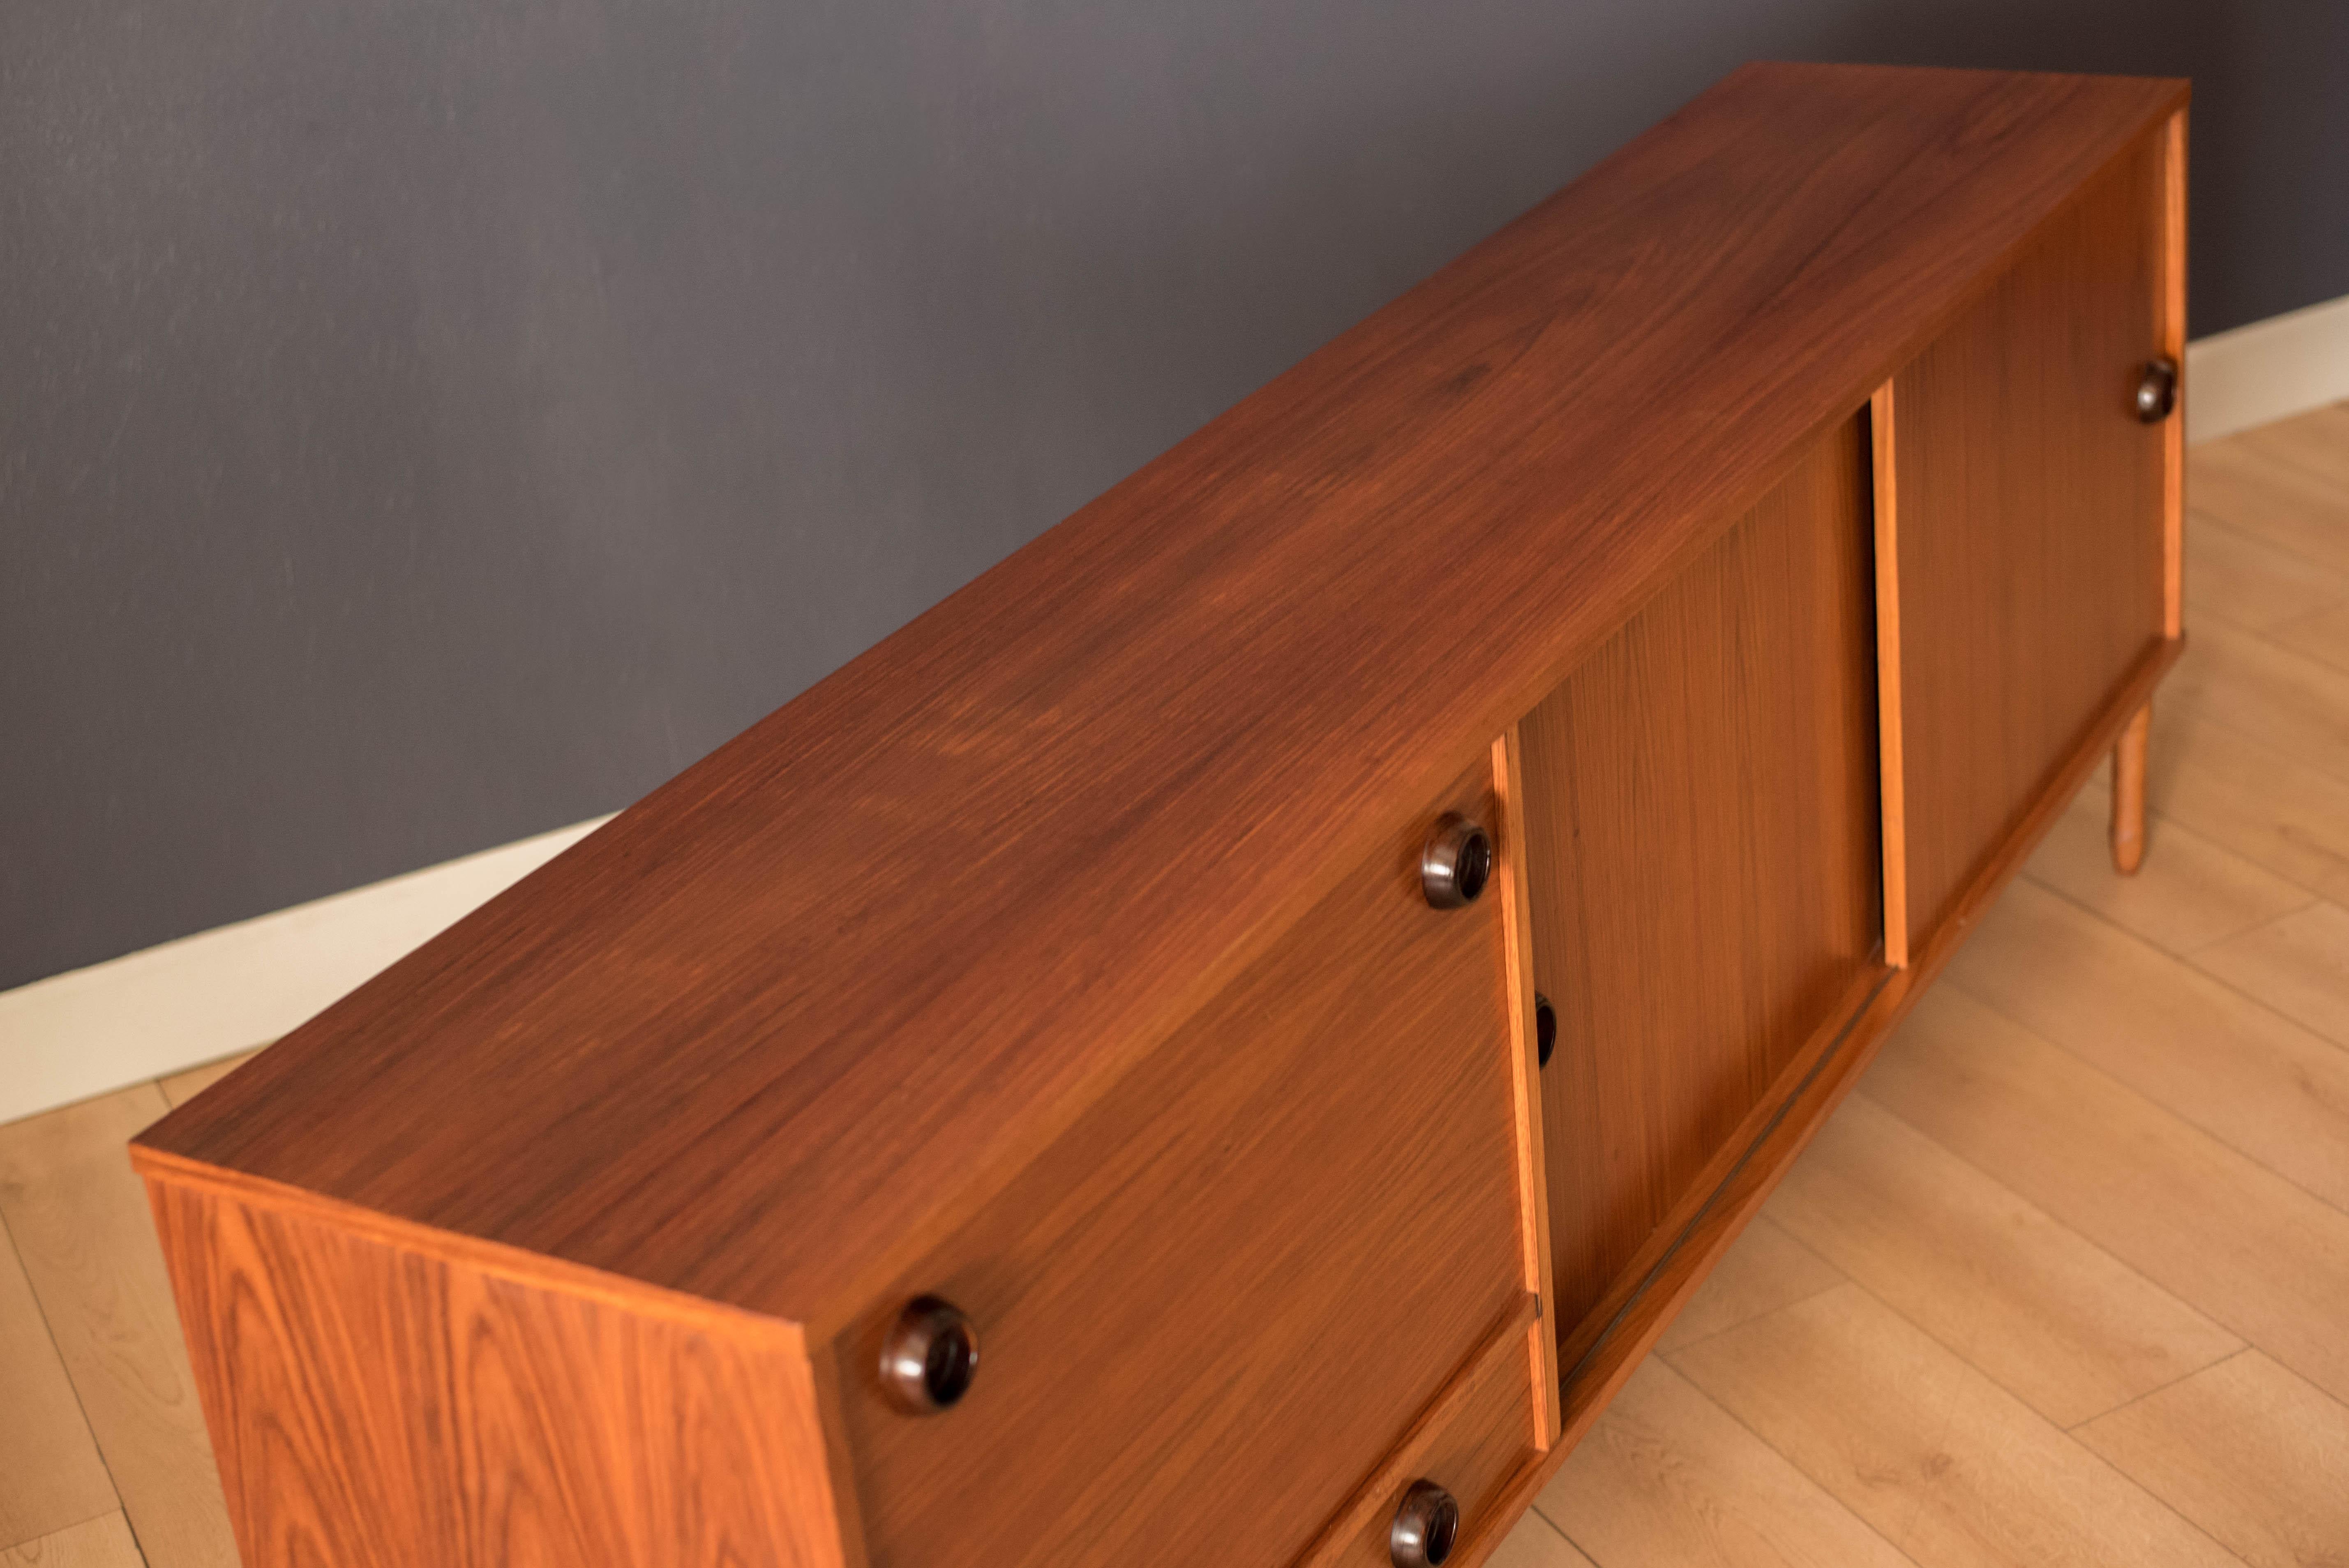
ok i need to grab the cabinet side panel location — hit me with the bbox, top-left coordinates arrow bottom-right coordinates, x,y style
145,1176 -> 849,1568
1523,414 -> 1881,1329
1895,132 -> 2167,944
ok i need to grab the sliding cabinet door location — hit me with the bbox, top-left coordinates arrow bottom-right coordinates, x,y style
1521,414 -> 1883,1334
1892,130 -> 2170,948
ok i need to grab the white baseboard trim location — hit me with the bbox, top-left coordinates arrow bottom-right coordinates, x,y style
2187,291 -> 2349,444
0,815 -> 613,1126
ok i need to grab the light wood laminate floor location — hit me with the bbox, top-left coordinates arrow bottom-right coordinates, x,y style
7,406 -> 2349,1568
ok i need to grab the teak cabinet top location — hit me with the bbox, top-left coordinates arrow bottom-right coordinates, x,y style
136,63 -> 2188,1332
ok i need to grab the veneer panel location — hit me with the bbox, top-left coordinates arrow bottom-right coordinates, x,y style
1894,135 -> 2169,944
838,762 -> 1525,1568
1521,414 -> 1881,1328
141,1175 -> 850,1568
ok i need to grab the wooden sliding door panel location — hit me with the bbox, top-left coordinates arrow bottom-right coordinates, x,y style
1522,415 -> 1881,1328
1895,133 -> 2168,945
838,760 -> 1525,1568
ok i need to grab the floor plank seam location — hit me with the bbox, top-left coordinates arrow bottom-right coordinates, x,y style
2007,855 -> 2349,1066
2187,507 -> 2349,583
2061,1409 -> 2264,1568
2176,897 -> 2349,1050
1509,1507 -> 1591,1566
2238,446 -> 2349,502
1938,955 -> 2349,1223
1549,1521 -> 1606,1568
114,1503 -> 157,1568
2064,1345 -> 2256,1435
2149,695 -> 2349,889
1678,1273 -> 2261,1568
1842,1080 -> 2245,1356
0,1507 -> 129,1563
2009,849 -> 2318,962
1642,1273 -> 1848,1360
0,1207 -> 128,1557
1647,1320 -> 1934,1568
2171,623 -> 2349,777
2174,893 -> 2329,961
1697,1252 -> 2238,1448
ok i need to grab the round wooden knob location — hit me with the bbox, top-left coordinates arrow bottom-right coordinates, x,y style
1421,815 -> 1493,909
2136,357 -> 2178,423
1535,991 -> 1558,1068
879,1296 -> 978,1414
1390,1478 -> 1461,1566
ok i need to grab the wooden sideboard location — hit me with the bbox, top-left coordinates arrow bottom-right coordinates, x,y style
133,62 -> 2189,1568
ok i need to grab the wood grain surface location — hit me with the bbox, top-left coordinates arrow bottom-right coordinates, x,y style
1520,413 -> 1882,1332
836,760 -> 1524,1568
1867,985 -> 2349,1409
2192,426 -> 2349,576
134,65 -> 2186,1331
1492,727 -> 1562,1443
1766,1095 -> 2240,1429
144,1175 -> 852,1568
1534,1359 -> 1911,1568
2121,698 -> 2349,906
2074,1351 -> 2349,1567
2184,512 -> 2348,633
1947,876 -> 2349,1213
0,1515 -> 147,1568
0,1088 -> 237,1568
2161,108 -> 2187,638
1871,382 -> 1909,968
1894,130 -> 2170,945
1463,629 -> 2180,1563
0,1222 -> 117,1548
2113,702 -> 2151,872
1649,1216 -> 1841,1356
2021,783 -> 2311,957
2168,615 -> 2349,782
1672,1286 -> 2239,1568
156,1054 -> 261,1112
1485,1518 -> 1595,1568
1305,1299 -> 1542,1568
2196,898 -> 2349,1046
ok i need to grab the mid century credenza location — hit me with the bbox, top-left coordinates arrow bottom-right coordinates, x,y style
134,62 -> 2189,1568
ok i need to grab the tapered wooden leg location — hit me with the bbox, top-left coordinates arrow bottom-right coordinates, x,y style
2111,701 -> 2150,874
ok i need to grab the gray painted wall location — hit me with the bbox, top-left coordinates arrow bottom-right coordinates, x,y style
5,1 -> 2344,990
